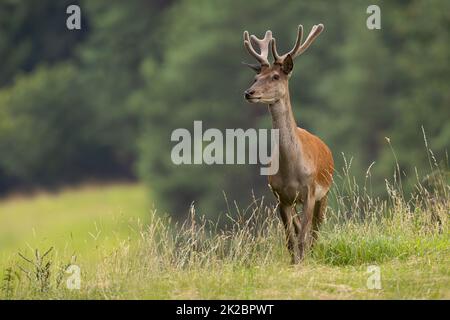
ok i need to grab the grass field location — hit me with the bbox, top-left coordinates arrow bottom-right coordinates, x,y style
0,176 -> 448,299
0,184 -> 149,271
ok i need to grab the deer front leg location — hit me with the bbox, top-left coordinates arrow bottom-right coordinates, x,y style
298,193 -> 315,260
279,204 -> 301,264
311,196 -> 327,247
292,206 -> 302,237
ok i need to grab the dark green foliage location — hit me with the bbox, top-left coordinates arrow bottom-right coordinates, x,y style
0,0 -> 448,219
0,64 -> 126,186
0,0 -> 87,86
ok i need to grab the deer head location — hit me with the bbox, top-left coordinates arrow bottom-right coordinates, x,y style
243,24 -> 324,104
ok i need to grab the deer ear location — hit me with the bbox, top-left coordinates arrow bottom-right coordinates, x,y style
242,61 -> 261,74
281,54 -> 294,74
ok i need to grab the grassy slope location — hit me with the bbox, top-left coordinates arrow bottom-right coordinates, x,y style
0,183 -> 448,299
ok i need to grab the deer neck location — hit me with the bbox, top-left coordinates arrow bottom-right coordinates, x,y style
268,90 -> 303,175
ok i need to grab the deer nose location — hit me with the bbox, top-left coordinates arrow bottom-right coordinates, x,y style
244,89 -> 255,99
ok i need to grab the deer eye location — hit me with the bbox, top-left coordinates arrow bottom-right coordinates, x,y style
272,74 -> 280,80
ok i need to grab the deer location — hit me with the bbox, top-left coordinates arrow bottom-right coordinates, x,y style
242,24 -> 334,263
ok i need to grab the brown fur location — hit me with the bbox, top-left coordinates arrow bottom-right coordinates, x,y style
296,128 -> 334,189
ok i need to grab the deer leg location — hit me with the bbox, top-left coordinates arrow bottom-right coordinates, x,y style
292,205 -> 302,237
298,193 -> 315,260
311,195 -> 327,248
279,204 -> 301,264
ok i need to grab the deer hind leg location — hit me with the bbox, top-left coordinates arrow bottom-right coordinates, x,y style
311,195 -> 327,247
298,193 -> 315,260
279,204 -> 301,264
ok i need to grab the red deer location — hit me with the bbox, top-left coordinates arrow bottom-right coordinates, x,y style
243,24 -> 334,263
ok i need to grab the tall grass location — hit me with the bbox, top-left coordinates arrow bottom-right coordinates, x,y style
1,141 -> 449,299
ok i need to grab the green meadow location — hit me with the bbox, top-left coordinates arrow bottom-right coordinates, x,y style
0,184 -> 149,268
0,178 -> 448,299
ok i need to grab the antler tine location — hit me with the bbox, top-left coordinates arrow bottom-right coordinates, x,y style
292,24 -> 324,58
272,25 -> 304,64
243,30 -> 272,66
288,24 -> 304,59
271,38 -> 281,63
272,24 -> 324,63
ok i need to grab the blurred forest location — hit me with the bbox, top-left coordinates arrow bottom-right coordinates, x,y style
0,0 -> 448,219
